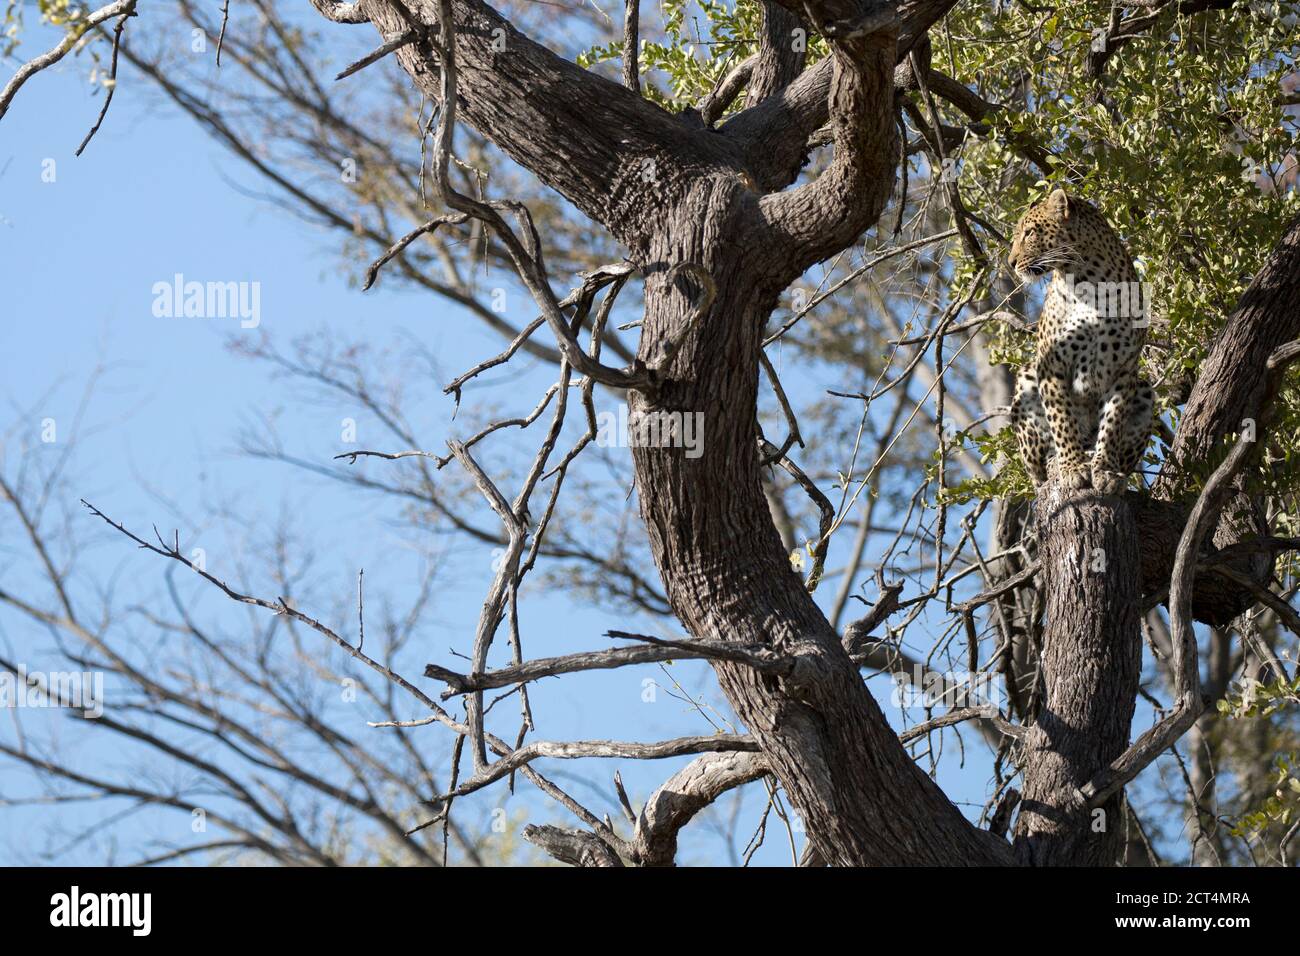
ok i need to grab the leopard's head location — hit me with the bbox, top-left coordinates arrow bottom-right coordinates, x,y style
1007,188 -> 1098,280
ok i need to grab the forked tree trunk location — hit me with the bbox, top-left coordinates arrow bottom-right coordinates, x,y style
628,179 -> 1010,865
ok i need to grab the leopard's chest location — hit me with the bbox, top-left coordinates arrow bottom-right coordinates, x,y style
1036,271 -> 1142,388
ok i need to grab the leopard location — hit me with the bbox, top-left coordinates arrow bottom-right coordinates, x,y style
1007,188 -> 1154,496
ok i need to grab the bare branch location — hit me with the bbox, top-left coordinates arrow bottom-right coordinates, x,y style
425,635 -> 789,698
633,752 -> 771,866
309,0 -> 371,23
622,0 -> 639,93
75,6 -> 132,156
334,28 -> 419,82
432,734 -> 760,805
522,825 -> 624,866
0,0 -> 137,123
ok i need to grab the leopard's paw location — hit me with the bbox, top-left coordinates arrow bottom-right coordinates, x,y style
1092,469 -> 1126,496
1058,463 -> 1092,491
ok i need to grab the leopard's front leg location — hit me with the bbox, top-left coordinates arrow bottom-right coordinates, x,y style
1011,370 -> 1053,488
1092,376 -> 1153,495
1038,373 -> 1091,490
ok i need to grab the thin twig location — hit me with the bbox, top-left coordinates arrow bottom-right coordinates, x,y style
75,5 -> 134,156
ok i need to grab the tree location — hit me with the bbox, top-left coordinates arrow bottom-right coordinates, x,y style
2,0 -> 1298,866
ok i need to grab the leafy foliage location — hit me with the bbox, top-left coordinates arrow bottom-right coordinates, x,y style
943,1 -> 1299,481
1230,750 -> 1300,837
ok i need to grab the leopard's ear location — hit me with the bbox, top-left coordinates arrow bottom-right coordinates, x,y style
1047,187 -> 1072,219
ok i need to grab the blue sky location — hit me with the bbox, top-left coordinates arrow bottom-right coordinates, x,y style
1,16 -> 1047,866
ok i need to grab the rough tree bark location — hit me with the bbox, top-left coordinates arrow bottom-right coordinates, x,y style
1011,487 -> 1142,866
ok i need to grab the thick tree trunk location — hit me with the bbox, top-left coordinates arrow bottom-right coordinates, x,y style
1012,484 -> 1141,866
368,0 -> 1014,866
627,174 -> 1009,865
1148,212 -> 1300,622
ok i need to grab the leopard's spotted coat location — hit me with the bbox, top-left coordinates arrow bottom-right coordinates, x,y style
1008,189 -> 1153,496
